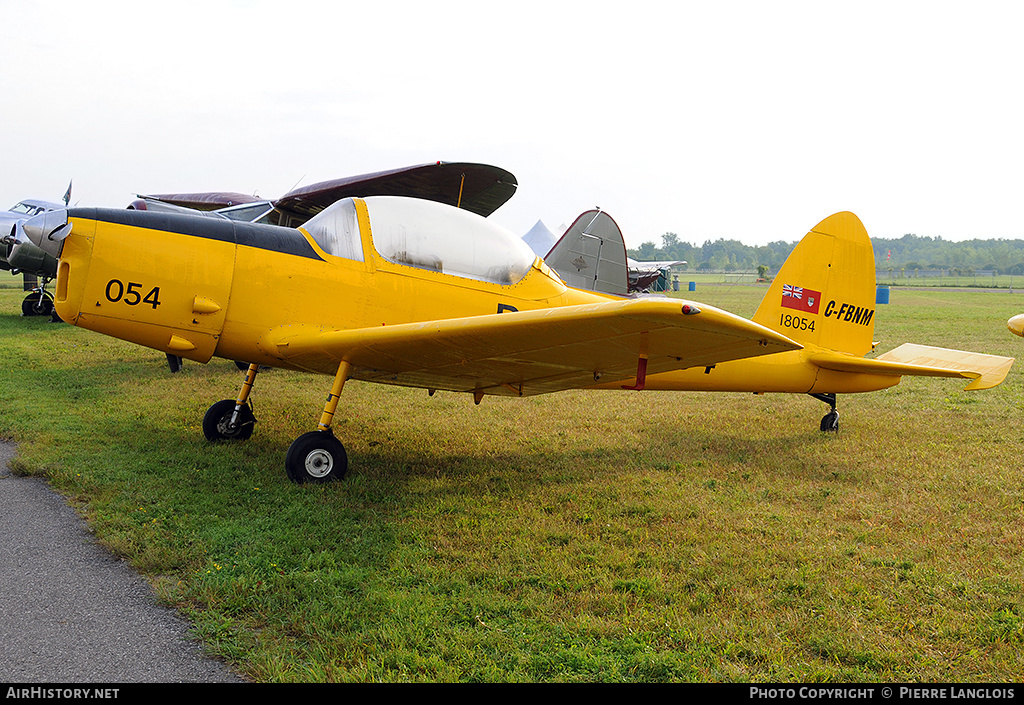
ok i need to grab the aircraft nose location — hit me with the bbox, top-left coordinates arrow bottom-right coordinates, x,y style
7,221 -> 58,277
22,208 -> 71,257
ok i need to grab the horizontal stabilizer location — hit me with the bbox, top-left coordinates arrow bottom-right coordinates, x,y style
876,343 -> 1014,390
811,343 -> 1013,390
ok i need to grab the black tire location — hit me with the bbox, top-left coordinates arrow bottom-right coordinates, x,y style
285,431 -> 348,483
202,399 -> 255,441
22,292 -> 53,317
820,411 -> 839,433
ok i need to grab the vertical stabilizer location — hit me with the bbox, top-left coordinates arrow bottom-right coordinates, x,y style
752,212 -> 876,356
544,210 -> 629,295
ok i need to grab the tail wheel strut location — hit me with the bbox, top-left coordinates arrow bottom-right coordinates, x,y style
810,392 -> 839,432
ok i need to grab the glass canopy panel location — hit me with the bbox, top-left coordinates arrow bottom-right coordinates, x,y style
363,196 -> 535,285
216,201 -> 276,224
300,197 -> 364,262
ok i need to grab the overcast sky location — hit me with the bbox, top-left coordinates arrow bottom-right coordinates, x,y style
2,0 -> 1022,248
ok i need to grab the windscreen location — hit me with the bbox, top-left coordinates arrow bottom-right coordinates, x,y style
300,198 -> 364,262
9,203 -> 40,215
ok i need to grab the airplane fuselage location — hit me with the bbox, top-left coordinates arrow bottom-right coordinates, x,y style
51,202 -> 903,397
53,206 -> 610,374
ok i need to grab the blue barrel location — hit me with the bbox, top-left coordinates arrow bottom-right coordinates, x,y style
876,286 -> 890,304
688,281 -> 696,292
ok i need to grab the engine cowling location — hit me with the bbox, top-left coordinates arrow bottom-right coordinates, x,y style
7,221 -> 58,278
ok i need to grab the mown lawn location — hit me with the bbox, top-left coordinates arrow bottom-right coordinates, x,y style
0,285 -> 1022,682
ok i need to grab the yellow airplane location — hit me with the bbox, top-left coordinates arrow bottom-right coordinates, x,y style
1008,314 -> 1024,337
21,200 -> 1011,482
21,196 -> 801,482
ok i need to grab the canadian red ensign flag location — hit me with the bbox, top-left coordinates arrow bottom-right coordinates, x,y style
781,284 -> 821,315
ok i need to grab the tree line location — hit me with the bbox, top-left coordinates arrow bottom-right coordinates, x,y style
628,233 -> 1024,275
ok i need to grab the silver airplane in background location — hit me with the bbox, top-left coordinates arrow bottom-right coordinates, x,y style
1,181 -> 71,316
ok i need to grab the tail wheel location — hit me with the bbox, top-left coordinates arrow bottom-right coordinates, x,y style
820,410 -> 839,432
202,399 -> 256,441
285,431 -> 348,483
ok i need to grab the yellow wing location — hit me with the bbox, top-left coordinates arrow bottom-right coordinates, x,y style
810,343 -> 1014,391
259,298 -> 802,397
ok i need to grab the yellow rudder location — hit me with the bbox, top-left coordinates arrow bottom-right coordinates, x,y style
752,212 -> 876,357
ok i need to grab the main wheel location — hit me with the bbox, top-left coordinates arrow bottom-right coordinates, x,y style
820,410 -> 839,433
285,431 -> 348,483
22,292 -> 53,317
202,399 -> 256,441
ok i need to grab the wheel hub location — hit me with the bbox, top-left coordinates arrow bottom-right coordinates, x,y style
304,449 -> 334,478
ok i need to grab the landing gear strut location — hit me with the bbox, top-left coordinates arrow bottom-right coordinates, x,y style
21,290 -> 52,317
20,277 -> 62,322
21,282 -> 55,318
202,360 -> 352,484
810,393 -> 839,432
284,361 -> 351,483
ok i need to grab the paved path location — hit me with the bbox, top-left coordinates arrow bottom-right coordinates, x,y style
0,441 -> 244,683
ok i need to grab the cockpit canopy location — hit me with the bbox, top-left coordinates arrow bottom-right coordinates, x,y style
8,200 -> 60,217
302,196 -> 537,286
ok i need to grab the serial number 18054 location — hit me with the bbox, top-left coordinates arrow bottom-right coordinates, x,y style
779,313 -> 815,331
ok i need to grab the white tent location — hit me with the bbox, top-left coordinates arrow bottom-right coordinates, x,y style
521,219 -> 558,257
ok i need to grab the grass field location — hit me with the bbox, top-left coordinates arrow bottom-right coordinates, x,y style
1,285 -> 1022,682
658,272 -> 1024,290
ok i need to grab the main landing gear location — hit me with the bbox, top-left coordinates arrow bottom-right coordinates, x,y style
22,281 -> 61,321
810,393 -> 839,432
203,361 -> 352,483
21,289 -> 53,317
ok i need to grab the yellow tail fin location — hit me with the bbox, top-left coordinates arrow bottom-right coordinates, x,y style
752,212 -> 876,357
